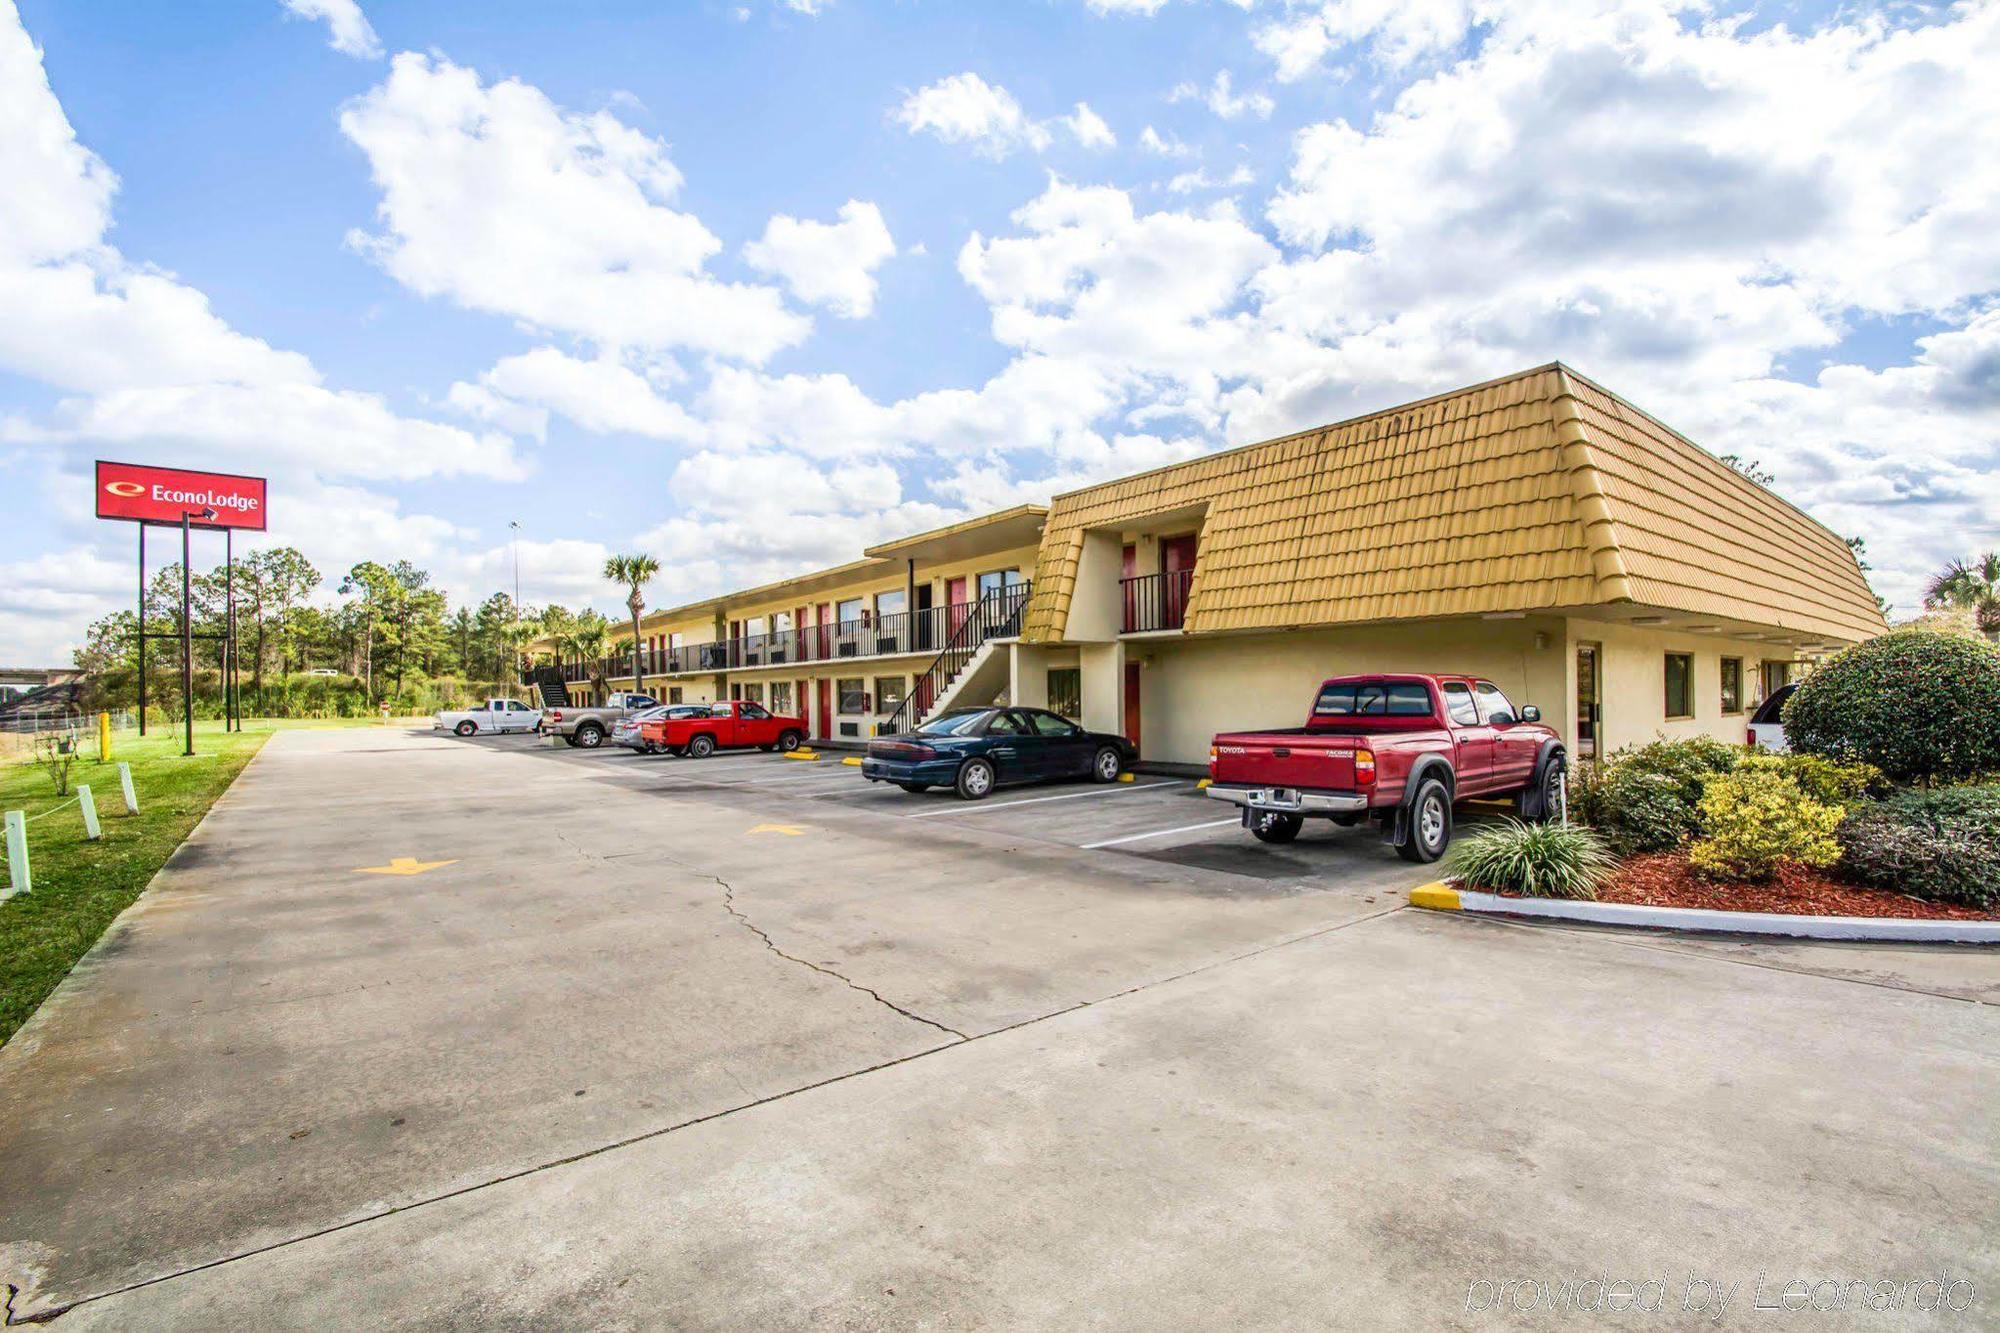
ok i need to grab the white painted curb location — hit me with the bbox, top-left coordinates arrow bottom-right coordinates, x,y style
1443,888 -> 2000,944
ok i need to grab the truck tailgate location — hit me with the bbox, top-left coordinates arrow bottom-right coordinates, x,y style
1211,731 -> 1366,790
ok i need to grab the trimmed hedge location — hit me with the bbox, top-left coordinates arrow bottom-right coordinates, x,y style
1837,786 -> 2000,910
1688,768 -> 1844,882
1785,629 -> 2000,784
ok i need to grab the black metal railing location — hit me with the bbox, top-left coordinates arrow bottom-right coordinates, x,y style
878,583 -> 1032,736
555,596 -> 1027,685
1122,569 -> 1193,633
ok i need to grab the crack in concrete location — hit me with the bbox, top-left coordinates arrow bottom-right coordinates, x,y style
710,873 -> 969,1040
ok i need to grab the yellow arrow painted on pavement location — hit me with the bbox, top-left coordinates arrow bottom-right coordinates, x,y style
747,823 -> 806,837
355,857 -> 460,876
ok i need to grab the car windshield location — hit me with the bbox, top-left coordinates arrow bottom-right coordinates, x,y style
915,709 -> 988,736
1751,684 -> 1795,726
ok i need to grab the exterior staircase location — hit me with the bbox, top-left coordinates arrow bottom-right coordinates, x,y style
880,582 -> 1029,735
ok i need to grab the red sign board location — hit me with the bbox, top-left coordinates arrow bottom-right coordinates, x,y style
95,460 -> 267,531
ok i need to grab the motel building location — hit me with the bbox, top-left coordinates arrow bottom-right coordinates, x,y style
532,364 -> 1886,766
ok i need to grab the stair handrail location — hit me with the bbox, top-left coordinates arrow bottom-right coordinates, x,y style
878,582 -> 1030,736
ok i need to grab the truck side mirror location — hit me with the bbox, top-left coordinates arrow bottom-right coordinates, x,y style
1520,704 -> 1541,723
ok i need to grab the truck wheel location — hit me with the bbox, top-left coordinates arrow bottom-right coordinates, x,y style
1397,778 -> 1452,863
575,723 -> 604,749
955,758 -> 995,800
688,733 -> 716,759
454,720 -> 476,737
1090,746 -> 1123,783
1521,754 -> 1566,821
562,734 -> 581,748
777,730 -> 803,753
1250,811 -> 1303,843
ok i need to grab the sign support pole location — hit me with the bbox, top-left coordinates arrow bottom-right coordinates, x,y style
137,524 -> 147,736
225,528 -> 236,732
181,511 -> 194,757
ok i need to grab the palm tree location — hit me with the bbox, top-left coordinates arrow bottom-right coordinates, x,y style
561,613 -> 613,701
1924,552 -> 2000,638
603,554 -> 661,694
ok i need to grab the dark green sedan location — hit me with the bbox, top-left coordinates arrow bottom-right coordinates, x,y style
861,706 -> 1139,800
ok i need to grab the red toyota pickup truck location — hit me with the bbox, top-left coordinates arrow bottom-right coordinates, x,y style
1205,674 -> 1565,863
638,699 -> 807,758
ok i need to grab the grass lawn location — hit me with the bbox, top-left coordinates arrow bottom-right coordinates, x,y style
0,718 -> 384,1046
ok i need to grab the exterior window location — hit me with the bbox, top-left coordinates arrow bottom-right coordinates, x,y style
1720,657 -> 1743,714
742,682 -> 763,705
976,569 -> 1024,600
1473,682 -> 1517,726
837,677 -> 866,713
874,676 -> 906,711
1047,668 -> 1082,719
769,682 -> 793,715
1441,681 -> 1479,726
837,597 -> 865,626
1665,653 -> 1694,719
876,589 -> 907,618
668,687 -> 683,704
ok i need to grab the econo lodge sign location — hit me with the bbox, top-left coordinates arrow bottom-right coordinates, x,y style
95,460 -> 267,530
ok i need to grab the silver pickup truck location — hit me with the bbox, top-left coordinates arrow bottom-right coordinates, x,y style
539,691 -> 660,749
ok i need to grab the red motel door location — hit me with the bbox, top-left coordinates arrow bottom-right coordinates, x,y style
1123,661 -> 1141,751
816,679 -> 832,739
946,577 -> 969,639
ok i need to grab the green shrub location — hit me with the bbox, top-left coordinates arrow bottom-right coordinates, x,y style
1580,737 -> 1745,854
1687,769 -> 1844,882
1444,819 -> 1617,900
1784,629 -> 2000,784
1735,751 -> 1885,805
1836,786 -> 2000,910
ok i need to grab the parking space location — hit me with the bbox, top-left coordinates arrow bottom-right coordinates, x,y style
493,736 -> 1478,882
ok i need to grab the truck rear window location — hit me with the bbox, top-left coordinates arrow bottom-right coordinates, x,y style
1313,682 -> 1433,717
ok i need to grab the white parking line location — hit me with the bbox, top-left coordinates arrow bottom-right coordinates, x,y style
902,780 -> 1187,819
1079,818 -> 1241,849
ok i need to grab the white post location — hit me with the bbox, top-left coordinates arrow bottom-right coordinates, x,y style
4,810 -> 27,896
78,785 -> 102,840
118,762 -> 139,814
1558,767 -> 1570,827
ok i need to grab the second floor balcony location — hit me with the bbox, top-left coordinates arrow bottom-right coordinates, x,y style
1121,568 -> 1193,633
545,583 -> 1032,685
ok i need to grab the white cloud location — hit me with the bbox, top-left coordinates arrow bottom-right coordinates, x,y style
1254,0 -> 1474,81
1064,101 -> 1117,150
341,53 -> 807,362
1138,125 -> 1193,157
892,72 -> 1054,158
1165,164 -> 1255,194
280,0 -> 383,60
744,199 -> 897,317
1171,70 -> 1273,120
448,348 -> 699,442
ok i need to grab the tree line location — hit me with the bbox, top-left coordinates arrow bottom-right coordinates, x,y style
73,548 -> 650,719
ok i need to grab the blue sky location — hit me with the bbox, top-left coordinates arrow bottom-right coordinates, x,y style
4,0 -> 1998,661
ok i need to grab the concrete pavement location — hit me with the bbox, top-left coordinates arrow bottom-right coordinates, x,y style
3,727 -> 1995,1326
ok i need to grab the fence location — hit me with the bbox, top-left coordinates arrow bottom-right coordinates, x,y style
2,761 -> 139,899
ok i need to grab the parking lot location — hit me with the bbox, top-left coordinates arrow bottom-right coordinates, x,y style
2,725 -> 1995,1327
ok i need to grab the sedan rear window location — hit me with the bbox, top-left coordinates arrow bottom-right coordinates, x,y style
915,710 -> 987,736
1314,682 -> 1433,717
1751,683 -> 1795,726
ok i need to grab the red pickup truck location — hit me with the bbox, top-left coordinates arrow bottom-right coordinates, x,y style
638,700 -> 806,758
1205,674 -> 1565,863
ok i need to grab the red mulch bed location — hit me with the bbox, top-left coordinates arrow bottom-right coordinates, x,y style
1576,852 -> 1999,922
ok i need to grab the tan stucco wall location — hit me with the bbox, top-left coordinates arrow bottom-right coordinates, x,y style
1571,618 -> 1787,755
1124,619 -> 1569,765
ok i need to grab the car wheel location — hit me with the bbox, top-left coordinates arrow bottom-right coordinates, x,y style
1521,754 -> 1566,822
1250,811 -> 1303,843
955,758 -> 995,800
454,720 -> 476,737
575,723 -> 604,749
897,781 -> 930,793
1090,746 -> 1123,783
777,730 -> 803,752
688,734 -> 716,759
1397,778 -> 1453,863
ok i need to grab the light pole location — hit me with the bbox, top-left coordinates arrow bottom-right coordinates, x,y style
509,520 -> 521,699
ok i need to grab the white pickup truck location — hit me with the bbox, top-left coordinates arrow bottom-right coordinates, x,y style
436,698 -> 542,737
